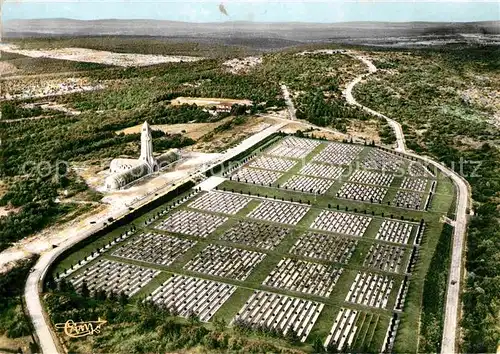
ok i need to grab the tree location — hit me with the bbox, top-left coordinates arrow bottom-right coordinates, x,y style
119,291 -> 128,306
94,289 -> 107,301
312,336 -> 325,353
187,311 -> 200,324
58,278 -> 72,292
81,281 -> 90,298
285,328 -> 299,344
45,273 -> 56,291
326,342 -> 339,353
108,290 -> 116,302
213,316 -> 227,332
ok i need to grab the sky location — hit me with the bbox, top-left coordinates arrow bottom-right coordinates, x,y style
3,0 -> 500,23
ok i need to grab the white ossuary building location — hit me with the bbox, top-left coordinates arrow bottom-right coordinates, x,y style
105,121 -> 180,190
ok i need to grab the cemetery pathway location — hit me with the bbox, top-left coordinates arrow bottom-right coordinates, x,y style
345,53 -> 471,354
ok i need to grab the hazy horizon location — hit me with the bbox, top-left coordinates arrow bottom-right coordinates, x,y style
6,18 -> 500,24
3,1 -> 500,23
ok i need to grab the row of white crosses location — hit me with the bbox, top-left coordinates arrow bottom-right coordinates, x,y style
263,258 -> 343,297
346,271 -> 394,309
282,175 -> 334,194
311,210 -> 372,237
188,191 -> 252,215
221,220 -> 291,250
376,220 -> 415,245
264,136 -> 319,160
361,149 -> 405,173
265,144 -> 313,159
408,161 -> 435,177
363,243 -> 406,274
313,142 -> 364,166
233,290 -> 324,342
112,232 -> 196,266
155,210 -> 227,238
229,136 -> 318,184
249,156 -> 297,172
230,167 -> 283,185
299,162 -> 345,180
146,275 -> 236,322
400,176 -> 428,192
265,136 -> 321,159
70,259 -> 159,297
145,190 -> 200,227
280,136 -> 322,150
349,170 -> 394,187
248,200 -> 311,225
336,182 -> 388,202
290,232 -> 358,264
324,307 -> 359,351
184,244 -> 266,281
393,190 -> 423,209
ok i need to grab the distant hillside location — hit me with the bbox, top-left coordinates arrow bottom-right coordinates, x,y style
5,19 -> 500,38
4,19 -> 500,48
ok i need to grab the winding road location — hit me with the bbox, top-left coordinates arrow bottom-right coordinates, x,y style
345,52 -> 470,354
343,55 -> 406,153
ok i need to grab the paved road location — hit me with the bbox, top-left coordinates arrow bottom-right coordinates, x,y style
24,122 -> 286,354
345,53 -> 470,354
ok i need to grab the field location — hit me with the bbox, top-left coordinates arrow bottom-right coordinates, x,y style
50,135 -> 455,353
170,97 -> 252,107
1,44 -> 203,68
116,120 -> 230,140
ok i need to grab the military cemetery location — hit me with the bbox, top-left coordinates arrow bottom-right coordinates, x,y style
52,135 -> 450,352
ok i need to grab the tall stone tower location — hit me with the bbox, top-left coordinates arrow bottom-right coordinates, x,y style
139,121 -> 158,172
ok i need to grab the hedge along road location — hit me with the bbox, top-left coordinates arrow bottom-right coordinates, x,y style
344,51 -> 471,354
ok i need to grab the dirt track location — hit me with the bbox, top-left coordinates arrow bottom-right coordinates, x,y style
1,44 -> 203,67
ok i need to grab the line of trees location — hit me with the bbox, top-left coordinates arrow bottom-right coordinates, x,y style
419,224 -> 453,352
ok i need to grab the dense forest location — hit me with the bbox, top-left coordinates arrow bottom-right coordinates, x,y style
355,45 -> 500,352
256,52 -> 376,133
